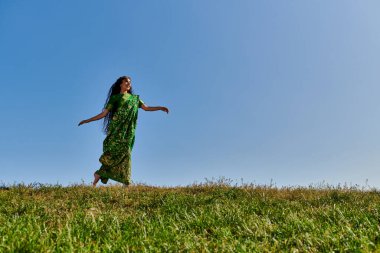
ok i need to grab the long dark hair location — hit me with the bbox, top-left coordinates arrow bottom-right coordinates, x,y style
102,76 -> 134,134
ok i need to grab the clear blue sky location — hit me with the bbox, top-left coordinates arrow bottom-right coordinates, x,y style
1,1 -> 380,187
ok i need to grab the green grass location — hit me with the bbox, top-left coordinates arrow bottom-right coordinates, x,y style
1,179 -> 380,252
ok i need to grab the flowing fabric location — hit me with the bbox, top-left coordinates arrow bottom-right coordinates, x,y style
95,93 -> 144,185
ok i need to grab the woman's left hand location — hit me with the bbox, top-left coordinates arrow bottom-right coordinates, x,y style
161,107 -> 169,114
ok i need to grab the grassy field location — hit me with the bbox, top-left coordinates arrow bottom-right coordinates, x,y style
1,179 -> 380,252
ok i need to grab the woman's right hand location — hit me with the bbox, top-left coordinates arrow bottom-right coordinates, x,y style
78,110 -> 108,126
78,120 -> 88,126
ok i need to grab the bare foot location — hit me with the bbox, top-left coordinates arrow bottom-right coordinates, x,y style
93,173 -> 100,187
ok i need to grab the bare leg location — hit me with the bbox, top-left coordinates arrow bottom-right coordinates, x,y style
93,173 -> 100,187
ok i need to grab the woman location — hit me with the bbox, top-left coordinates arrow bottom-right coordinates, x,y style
78,76 -> 169,186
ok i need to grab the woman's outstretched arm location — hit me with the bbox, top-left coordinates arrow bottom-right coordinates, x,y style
78,109 -> 110,126
141,104 -> 169,113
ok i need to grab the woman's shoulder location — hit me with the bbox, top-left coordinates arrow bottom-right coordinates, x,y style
111,93 -> 122,99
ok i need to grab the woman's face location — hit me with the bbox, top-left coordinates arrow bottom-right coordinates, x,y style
120,78 -> 131,92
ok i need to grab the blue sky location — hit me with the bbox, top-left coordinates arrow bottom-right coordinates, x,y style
1,1 -> 380,187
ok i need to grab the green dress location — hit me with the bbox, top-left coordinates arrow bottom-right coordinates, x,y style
95,93 -> 144,185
